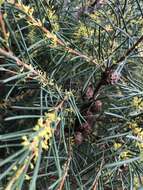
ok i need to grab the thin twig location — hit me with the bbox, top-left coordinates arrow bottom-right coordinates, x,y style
116,35 -> 143,64
11,2 -> 98,66
0,11 -> 7,40
57,149 -> 72,190
92,153 -> 104,190
0,10 -> 11,51
92,35 -> 143,98
55,95 -> 68,111
0,47 -> 57,93
0,48 -> 36,74
5,153 -> 34,190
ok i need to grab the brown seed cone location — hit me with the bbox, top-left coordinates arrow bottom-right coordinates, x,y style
75,132 -> 84,145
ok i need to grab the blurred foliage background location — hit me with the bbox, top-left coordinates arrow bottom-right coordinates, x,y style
0,0 -> 143,189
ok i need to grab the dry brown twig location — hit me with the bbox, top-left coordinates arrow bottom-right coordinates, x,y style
0,10 -> 11,51
0,11 -> 7,39
116,35 -> 143,64
0,48 -> 36,74
92,153 -> 104,190
57,148 -> 72,190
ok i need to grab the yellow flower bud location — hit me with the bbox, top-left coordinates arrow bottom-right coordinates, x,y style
113,143 -> 122,150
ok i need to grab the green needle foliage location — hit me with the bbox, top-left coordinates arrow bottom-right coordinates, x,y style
0,0 -> 143,189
